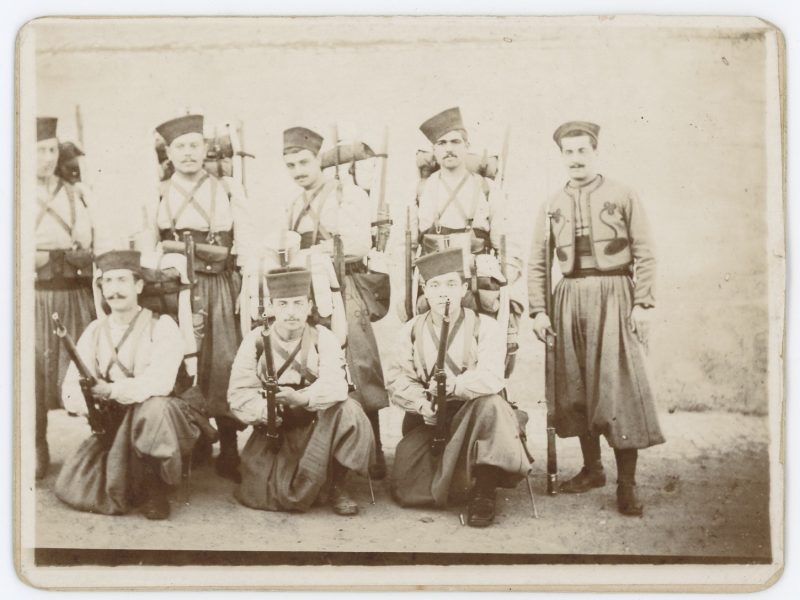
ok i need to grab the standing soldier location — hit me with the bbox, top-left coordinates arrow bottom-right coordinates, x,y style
228,267 -> 374,515
411,107 -> 525,374
528,121 -> 664,516
282,127 -> 389,479
34,116 -> 95,480
55,250 -> 200,520
386,249 -> 532,527
151,114 -> 249,481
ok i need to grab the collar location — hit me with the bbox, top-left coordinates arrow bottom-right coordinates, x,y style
565,174 -> 604,197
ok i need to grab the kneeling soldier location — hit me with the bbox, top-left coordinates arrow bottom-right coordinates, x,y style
387,248 -> 532,527
229,267 -> 374,515
55,250 -> 200,520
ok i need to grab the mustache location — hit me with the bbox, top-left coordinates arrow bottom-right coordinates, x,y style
105,293 -> 127,300
443,153 -> 457,159
570,163 -> 585,168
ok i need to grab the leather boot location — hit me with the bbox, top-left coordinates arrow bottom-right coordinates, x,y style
215,417 -> 241,483
559,466 -> 606,493
617,483 -> 644,516
615,448 -> 642,516
191,434 -> 213,467
330,461 -> 358,516
35,440 -> 50,481
467,465 -> 498,527
141,459 -> 170,520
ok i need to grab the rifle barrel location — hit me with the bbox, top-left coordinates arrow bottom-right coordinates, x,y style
431,299 -> 451,456
543,213 -> 558,494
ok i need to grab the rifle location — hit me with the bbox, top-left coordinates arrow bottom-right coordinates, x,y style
430,299 -> 451,456
544,213 -> 559,495
404,207 -> 413,319
374,127 -> 391,252
181,231 -> 205,361
52,312 -> 121,442
259,324 -> 282,452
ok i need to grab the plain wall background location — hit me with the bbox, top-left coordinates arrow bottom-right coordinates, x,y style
29,16 -> 772,413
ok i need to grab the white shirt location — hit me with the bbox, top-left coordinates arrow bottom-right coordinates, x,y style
62,308 -> 184,413
386,308 -> 506,415
228,324 -> 349,425
286,178 -> 372,258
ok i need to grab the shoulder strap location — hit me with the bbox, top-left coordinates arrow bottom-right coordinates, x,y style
218,176 -> 232,200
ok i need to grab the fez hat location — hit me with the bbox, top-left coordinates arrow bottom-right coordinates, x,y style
156,114 -> 204,146
552,121 -> 601,146
419,107 -> 465,144
266,267 -> 312,299
95,250 -> 142,276
37,117 -> 58,142
415,248 -> 464,281
283,127 -> 324,155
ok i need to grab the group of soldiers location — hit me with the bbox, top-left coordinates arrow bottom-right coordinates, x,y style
33,106 -> 663,527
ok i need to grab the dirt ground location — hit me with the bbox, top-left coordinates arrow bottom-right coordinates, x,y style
35,404 -> 771,562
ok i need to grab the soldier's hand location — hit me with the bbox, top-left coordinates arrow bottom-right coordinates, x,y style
532,312 -> 555,343
426,378 -> 456,398
276,387 -> 309,408
418,400 -> 437,426
91,381 -> 113,401
629,305 -> 652,351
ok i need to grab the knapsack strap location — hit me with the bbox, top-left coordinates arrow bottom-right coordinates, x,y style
162,174 -> 211,239
433,172 -> 470,232
36,180 -> 76,241
291,182 -> 334,245
100,309 -> 146,380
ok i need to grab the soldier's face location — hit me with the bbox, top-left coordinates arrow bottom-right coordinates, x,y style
283,149 -> 323,190
432,130 -> 468,171
423,272 -> 467,316
271,295 -> 312,334
37,138 -> 59,179
167,132 -> 206,175
100,269 -> 144,313
560,135 -> 598,182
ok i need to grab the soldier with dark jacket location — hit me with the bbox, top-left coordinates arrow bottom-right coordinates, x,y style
528,121 -> 664,516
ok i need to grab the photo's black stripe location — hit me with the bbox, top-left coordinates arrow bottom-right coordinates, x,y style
34,548 -> 772,568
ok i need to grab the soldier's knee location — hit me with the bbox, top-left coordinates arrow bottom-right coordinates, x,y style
137,395 -> 173,420
473,393 -> 507,415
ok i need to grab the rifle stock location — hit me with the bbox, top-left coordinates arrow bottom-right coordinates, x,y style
260,325 -> 281,452
544,213 -> 558,494
333,234 -> 346,310
430,299 -> 451,456
52,312 -> 119,440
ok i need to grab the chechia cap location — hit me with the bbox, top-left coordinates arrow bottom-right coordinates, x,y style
283,127 -> 324,155
419,107 -> 465,144
266,267 -> 313,299
37,117 -> 58,142
95,250 -> 142,276
552,121 -> 601,146
415,248 -> 464,281
156,114 -> 204,146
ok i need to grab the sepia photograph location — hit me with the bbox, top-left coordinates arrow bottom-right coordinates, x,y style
14,14 -> 785,591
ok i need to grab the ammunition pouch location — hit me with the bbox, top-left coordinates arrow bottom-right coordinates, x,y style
35,248 -> 93,289
161,229 -> 234,274
138,266 -> 188,317
422,230 -> 487,256
350,267 -> 391,322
